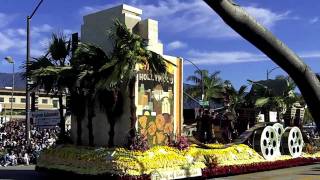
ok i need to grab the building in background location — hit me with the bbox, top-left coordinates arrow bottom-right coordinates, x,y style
0,73 -> 69,128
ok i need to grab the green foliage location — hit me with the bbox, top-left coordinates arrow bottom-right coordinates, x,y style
303,108 -> 314,124
186,70 -> 224,101
255,97 -> 270,107
98,19 -> 168,90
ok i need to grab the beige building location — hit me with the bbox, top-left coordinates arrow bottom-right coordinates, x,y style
73,4 -> 183,146
0,88 -> 62,121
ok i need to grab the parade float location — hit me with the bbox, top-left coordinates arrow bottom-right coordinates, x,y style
36,4 -> 320,179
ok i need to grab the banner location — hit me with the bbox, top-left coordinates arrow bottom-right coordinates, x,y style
137,70 -> 175,145
30,110 -> 60,128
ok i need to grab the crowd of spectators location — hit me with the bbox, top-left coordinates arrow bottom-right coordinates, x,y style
0,121 -> 59,166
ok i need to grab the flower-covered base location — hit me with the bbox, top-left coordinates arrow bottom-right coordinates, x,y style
36,144 -> 320,179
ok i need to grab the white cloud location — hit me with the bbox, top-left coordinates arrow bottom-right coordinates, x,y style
309,17 -> 319,24
32,24 -> 53,33
134,0 -> 292,38
79,4 -> 119,15
186,50 -> 267,65
167,41 -> 187,51
245,7 -> 290,28
0,13 -> 14,29
299,51 -> 320,59
0,32 -> 15,51
185,49 -> 320,65
0,24 -> 73,58
31,24 -> 53,37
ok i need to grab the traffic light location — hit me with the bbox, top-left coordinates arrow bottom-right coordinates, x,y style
31,92 -> 38,111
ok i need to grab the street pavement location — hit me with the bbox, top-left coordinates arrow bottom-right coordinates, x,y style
213,163 -> 320,180
0,164 -> 319,180
0,165 -> 49,180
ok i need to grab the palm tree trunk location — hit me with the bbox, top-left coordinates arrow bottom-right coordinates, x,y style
76,116 -> 82,145
129,77 -> 137,145
107,90 -> 119,147
204,0 -> 320,131
107,116 -> 115,147
58,93 -> 66,142
87,98 -> 95,146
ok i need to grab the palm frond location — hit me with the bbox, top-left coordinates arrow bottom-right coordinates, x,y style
49,33 -> 69,63
255,97 -> 270,107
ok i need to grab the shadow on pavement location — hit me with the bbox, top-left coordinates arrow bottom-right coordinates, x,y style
0,169 -> 50,180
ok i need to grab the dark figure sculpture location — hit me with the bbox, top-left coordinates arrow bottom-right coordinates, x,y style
199,109 -> 213,143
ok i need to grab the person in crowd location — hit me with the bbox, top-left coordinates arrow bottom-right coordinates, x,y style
0,121 -> 59,166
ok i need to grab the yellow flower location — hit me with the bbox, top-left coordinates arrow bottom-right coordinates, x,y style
138,116 -> 148,128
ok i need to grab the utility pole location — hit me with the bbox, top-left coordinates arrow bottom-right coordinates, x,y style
26,0 -> 44,145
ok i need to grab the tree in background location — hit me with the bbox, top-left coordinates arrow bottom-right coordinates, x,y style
28,34 -> 74,143
204,0 -> 320,132
186,70 -> 224,103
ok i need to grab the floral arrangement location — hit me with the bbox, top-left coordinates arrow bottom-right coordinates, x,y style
202,157 -> 320,178
129,134 -> 149,151
37,144 -> 320,178
138,114 -> 174,146
169,136 -> 190,150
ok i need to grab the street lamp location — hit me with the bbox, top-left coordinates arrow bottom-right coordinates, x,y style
4,56 -> 14,121
267,66 -> 280,80
26,0 -> 44,145
183,58 -> 205,101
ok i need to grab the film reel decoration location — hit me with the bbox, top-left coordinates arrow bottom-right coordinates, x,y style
282,127 -> 304,158
272,123 -> 285,156
253,126 -> 280,160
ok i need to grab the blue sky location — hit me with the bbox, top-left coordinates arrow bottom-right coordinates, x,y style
0,0 -> 319,89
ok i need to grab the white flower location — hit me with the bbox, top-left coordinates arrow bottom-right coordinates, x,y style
248,151 -> 254,157
235,147 -> 242,153
148,152 -> 155,158
158,149 -> 167,154
186,155 -> 194,164
230,153 -> 238,160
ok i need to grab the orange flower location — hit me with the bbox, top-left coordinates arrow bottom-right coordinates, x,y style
155,114 -> 165,130
140,128 -> 147,137
156,132 -> 165,144
164,123 -> 173,134
138,116 -> 148,128
147,121 -> 157,136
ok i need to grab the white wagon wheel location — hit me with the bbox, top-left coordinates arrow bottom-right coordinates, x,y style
272,123 -> 285,156
282,127 -> 304,158
253,126 -> 280,160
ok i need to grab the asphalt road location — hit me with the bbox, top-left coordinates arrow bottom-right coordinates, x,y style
0,165 -> 49,180
0,164 -> 320,180
214,163 -> 320,180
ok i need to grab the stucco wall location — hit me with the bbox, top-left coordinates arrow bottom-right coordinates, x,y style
71,92 -> 131,146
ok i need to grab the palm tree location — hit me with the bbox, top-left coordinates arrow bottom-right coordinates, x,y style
204,0 -> 320,131
186,70 -> 224,103
71,42 -> 124,147
223,81 -> 247,112
29,34 -> 73,143
250,78 -> 298,122
97,20 -> 169,145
